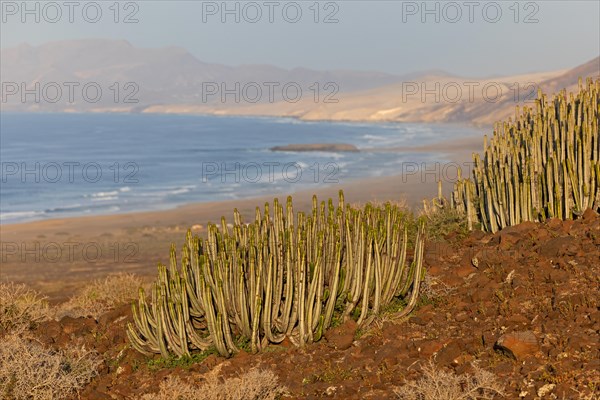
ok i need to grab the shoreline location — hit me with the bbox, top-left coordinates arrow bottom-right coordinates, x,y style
0,171 -> 442,230
1,134 -> 482,227
0,109 -> 486,130
0,172 -> 457,301
0,130 -> 481,301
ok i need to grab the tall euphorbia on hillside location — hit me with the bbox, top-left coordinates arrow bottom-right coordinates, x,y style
450,78 -> 599,233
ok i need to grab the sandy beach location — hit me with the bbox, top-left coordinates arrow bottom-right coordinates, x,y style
0,135 -> 481,301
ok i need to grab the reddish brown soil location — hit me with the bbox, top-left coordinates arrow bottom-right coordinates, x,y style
24,212 -> 600,399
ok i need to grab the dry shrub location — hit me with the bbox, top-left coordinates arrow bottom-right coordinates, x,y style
0,334 -> 100,400
0,282 -> 50,333
143,365 -> 287,400
59,273 -> 142,319
395,361 -> 505,400
564,390 -> 600,400
420,274 -> 456,300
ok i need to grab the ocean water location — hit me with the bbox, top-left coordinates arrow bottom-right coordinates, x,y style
0,113 -> 479,224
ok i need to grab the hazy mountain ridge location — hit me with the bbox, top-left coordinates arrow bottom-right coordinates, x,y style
1,39 -> 411,110
198,57 -> 598,127
1,39 -> 598,127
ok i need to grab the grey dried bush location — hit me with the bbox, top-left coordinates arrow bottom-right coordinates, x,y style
58,273 -> 143,319
419,274 -> 456,301
0,334 -> 100,400
395,361 -> 505,400
142,365 -> 287,400
562,391 -> 600,400
0,282 -> 50,333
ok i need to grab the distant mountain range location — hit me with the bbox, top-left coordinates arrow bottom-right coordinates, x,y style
1,39 -> 598,126
1,39 -> 416,110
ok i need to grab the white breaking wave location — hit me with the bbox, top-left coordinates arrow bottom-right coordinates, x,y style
0,210 -> 45,221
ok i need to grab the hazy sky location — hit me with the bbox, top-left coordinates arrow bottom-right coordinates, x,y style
1,0 -> 599,77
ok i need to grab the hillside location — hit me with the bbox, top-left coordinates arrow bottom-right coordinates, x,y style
0,39 -> 407,112
3,40 -> 597,127
192,57 -> 598,127
4,212 -> 598,399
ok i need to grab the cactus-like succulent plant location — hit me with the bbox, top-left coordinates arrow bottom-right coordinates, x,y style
447,78 -> 599,232
127,191 -> 426,357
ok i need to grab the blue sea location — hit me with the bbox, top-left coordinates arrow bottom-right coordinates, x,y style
0,113 -> 479,224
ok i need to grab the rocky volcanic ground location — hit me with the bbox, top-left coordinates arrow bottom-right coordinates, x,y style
21,210 -> 600,399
